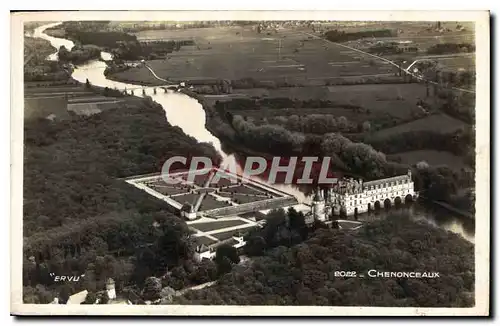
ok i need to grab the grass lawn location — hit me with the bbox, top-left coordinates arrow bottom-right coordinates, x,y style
189,219 -> 247,233
370,114 -> 467,139
389,150 -> 469,170
110,26 -> 395,85
193,235 -> 219,246
226,83 -> 432,124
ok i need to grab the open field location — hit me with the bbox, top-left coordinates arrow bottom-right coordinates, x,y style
189,219 -> 247,233
24,96 -> 70,120
210,226 -> 257,241
326,83 -> 430,119
390,150 -> 469,170
24,83 -> 128,119
434,56 -> 475,72
370,113 -> 467,139
110,26 -> 397,85
222,83 -> 430,123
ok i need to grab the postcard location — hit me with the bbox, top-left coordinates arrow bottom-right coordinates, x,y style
11,10 -> 490,316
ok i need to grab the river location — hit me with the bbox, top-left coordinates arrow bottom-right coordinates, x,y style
31,23 -> 475,243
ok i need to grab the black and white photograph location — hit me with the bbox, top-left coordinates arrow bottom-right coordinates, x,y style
10,10 -> 490,316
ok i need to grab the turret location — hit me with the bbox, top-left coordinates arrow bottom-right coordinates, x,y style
312,188 -> 326,221
106,278 -> 116,300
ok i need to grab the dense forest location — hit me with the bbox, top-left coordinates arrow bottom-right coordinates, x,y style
46,21 -> 137,48
173,213 -> 475,307
110,40 -> 195,61
58,45 -> 101,65
24,95 -> 219,235
23,94 -> 222,303
46,22 -> 194,61
208,94 -> 475,212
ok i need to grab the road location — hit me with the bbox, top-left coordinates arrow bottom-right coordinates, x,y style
145,64 -> 170,83
175,281 -> 217,296
300,31 -> 475,94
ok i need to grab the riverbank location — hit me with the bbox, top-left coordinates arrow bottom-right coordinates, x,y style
421,196 -> 474,220
104,72 -> 167,87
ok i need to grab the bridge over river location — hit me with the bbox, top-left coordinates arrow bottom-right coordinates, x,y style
121,85 -> 182,96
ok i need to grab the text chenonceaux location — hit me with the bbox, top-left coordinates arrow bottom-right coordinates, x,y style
367,270 -> 440,278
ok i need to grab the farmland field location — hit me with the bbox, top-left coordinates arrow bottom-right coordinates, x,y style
109,26 -> 398,85
390,150 -> 470,170
370,114 -> 467,139
223,83 -> 430,123
24,83 -> 131,119
326,83 -> 429,118
434,55 -> 475,72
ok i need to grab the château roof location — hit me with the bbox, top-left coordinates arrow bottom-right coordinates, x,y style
364,174 -> 411,188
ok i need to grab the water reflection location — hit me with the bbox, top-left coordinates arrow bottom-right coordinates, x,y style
356,203 -> 475,243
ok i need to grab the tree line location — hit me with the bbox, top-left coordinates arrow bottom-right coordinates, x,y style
324,29 -> 395,43
427,43 -> 475,55
23,93 -> 221,303
58,45 -> 101,65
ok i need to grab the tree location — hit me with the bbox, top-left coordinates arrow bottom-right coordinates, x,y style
216,256 -> 233,276
215,244 -> 240,265
337,116 -> 348,131
362,121 -> 371,133
190,259 -> 218,284
58,284 -> 72,304
82,291 -> 97,304
99,291 -> 109,304
142,276 -> 162,301
172,215 -> 474,307
244,235 -> 267,256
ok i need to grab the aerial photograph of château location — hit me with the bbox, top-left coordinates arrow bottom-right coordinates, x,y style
16,12 -> 487,315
